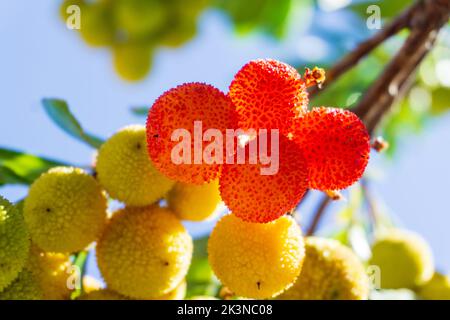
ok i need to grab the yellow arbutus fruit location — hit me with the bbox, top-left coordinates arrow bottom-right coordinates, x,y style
23,167 -> 107,253
96,125 -> 174,206
96,205 -> 192,299
277,237 -> 369,300
208,214 -> 304,299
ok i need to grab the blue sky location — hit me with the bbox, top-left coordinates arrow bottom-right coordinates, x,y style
0,1 -> 449,274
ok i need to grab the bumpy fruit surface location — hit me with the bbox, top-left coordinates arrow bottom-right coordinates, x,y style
96,125 -> 174,206
167,180 -> 221,221
0,197 -> 30,291
419,272 -> 450,300
369,229 -> 434,289
229,59 -> 308,134
219,135 -> 308,223
147,82 -> 237,184
0,270 -> 42,300
24,167 -> 107,253
291,107 -> 370,191
153,279 -> 186,300
97,206 -> 193,299
78,289 -> 128,300
113,43 -> 153,82
278,237 -> 369,300
27,244 -> 72,300
208,214 -> 304,299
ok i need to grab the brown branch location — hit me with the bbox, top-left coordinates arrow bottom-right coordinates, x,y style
306,195 -> 331,236
306,0 -> 450,235
309,1 -> 419,97
354,0 -> 449,133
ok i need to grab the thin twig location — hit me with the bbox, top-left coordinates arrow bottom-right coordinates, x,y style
306,0 -> 450,235
306,195 -> 331,236
309,1 -> 419,97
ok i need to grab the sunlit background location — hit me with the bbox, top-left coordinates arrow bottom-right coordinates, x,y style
0,0 -> 449,285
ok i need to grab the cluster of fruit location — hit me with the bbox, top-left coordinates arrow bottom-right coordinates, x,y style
1,58 -> 449,300
60,0 -> 208,81
144,58 -> 372,299
0,123 -> 222,299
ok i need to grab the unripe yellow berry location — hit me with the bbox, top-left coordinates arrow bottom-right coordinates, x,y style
96,125 -> 174,206
113,44 -> 152,82
277,237 -> 369,300
78,2 -> 115,47
24,167 -> 107,253
0,270 -> 42,300
27,244 -> 73,300
419,272 -> 450,300
153,279 -> 186,300
369,229 -> 434,289
0,197 -> 30,291
167,180 -> 221,221
78,288 -> 128,300
97,206 -> 193,299
208,214 -> 304,299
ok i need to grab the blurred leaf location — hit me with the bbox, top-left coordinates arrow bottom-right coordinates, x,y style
130,106 -> 149,117
350,0 -> 413,20
186,236 -> 219,298
42,98 -> 104,149
310,52 -> 386,108
215,0 -> 293,38
70,250 -> 89,299
0,147 -> 68,186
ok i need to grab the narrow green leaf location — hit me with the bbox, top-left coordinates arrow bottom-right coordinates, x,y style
42,98 -> 104,149
130,106 -> 149,117
0,147 -> 68,186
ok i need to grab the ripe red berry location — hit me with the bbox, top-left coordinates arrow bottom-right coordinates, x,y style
229,59 -> 308,135
219,134 -> 308,223
147,83 -> 237,184
291,107 -> 370,191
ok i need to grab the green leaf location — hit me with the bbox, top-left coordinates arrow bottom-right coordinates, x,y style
0,147 -> 68,186
185,236 -> 220,298
130,106 -> 149,117
214,0 -> 293,38
70,250 -> 89,299
42,98 -> 104,149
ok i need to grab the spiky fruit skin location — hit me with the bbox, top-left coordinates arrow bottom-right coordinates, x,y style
27,244 -> 72,300
0,270 -> 42,300
277,237 -> 369,300
97,206 -> 193,299
78,289 -> 128,300
96,125 -> 174,206
167,180 -> 221,221
219,135 -> 308,223
23,167 -> 107,253
291,107 -> 370,191
369,229 -> 434,290
229,59 -> 308,134
208,214 -> 305,299
0,197 -> 30,291
419,273 -> 450,300
147,82 -> 237,184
